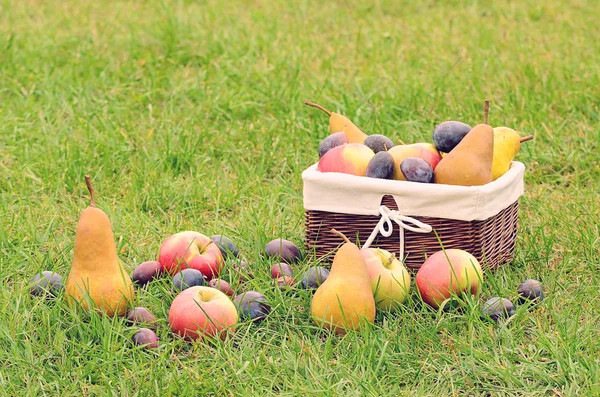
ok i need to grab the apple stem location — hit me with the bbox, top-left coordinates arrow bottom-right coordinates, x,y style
519,135 -> 534,143
304,100 -> 332,116
330,229 -> 351,244
387,253 -> 395,266
484,99 -> 490,125
85,175 -> 96,207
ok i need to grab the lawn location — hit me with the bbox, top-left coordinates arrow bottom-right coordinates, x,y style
1,0 -> 599,395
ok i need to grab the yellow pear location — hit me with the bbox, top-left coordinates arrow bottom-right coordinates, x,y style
311,229 -> 376,335
433,123 -> 494,186
492,127 -> 534,180
65,176 -> 134,317
305,100 -> 368,144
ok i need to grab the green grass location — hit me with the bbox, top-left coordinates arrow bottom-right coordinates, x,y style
1,0 -> 599,395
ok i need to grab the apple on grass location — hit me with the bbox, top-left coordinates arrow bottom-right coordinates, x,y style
361,248 -> 411,310
415,249 -> 483,309
168,286 -> 238,341
158,231 -> 224,280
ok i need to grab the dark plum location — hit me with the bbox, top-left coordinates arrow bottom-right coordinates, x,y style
265,239 -> 303,264
400,157 -> 433,183
132,261 -> 162,286
366,151 -> 395,179
29,271 -> 63,298
126,307 -> 158,330
276,276 -> 295,288
208,278 -> 235,296
210,235 -> 240,259
270,263 -> 294,279
432,121 -> 472,153
517,279 -> 544,304
172,269 -> 205,291
318,132 -> 348,158
300,266 -> 330,289
482,297 -> 515,322
132,328 -> 159,348
233,291 -> 271,322
364,134 -> 395,153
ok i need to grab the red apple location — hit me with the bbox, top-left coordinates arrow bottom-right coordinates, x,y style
317,143 -> 375,176
361,248 -> 411,310
168,286 -> 238,341
388,143 -> 442,180
415,249 -> 483,309
158,231 -> 224,280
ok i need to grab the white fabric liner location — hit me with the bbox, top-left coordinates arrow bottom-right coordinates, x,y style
302,161 -> 525,222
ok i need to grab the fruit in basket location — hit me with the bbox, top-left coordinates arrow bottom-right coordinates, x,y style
415,249 -> 483,309
364,134 -> 395,153
317,143 -> 375,177
482,297 -> 515,322
305,100 -> 368,143
517,279 -> 544,304
366,151 -> 395,179
158,231 -> 224,280
265,238 -> 303,264
400,157 -> 434,183
169,286 -> 238,341
388,144 -> 442,180
433,123 -> 494,186
318,131 -> 348,158
65,176 -> 134,317
432,121 -> 472,153
492,127 -> 534,180
311,229 -> 375,334
361,248 -> 411,311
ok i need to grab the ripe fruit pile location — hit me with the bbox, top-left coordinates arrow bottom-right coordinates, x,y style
307,100 -> 533,186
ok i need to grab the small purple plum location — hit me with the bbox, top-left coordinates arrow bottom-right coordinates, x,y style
132,261 -> 162,286
172,269 -> 205,291
29,271 -> 63,299
126,307 -> 158,330
132,328 -> 159,348
233,291 -> 271,322
482,297 -> 515,322
270,263 -> 294,279
265,239 -> 303,264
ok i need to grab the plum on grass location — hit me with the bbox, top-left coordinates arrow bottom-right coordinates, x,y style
517,279 -> 544,304
172,269 -> 205,291
482,297 -> 515,322
132,328 -> 159,348
319,132 -> 348,158
366,151 -> 395,180
234,291 -> 271,322
400,157 -> 433,183
132,261 -> 162,286
271,263 -> 294,279
364,134 -> 395,153
265,239 -> 303,264
126,307 -> 158,330
208,278 -> 235,296
211,235 -> 239,259
29,271 -> 63,298
432,121 -> 472,153
300,267 -> 330,289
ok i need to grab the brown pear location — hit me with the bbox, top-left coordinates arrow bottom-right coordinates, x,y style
311,229 -> 376,335
433,123 -> 494,186
65,176 -> 134,317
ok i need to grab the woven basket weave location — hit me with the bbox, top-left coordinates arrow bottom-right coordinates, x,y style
304,195 -> 520,271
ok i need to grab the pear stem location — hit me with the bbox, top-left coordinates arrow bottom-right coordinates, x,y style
519,135 -> 534,143
484,99 -> 490,124
85,175 -> 96,207
330,229 -> 351,244
304,100 -> 332,116
397,138 -> 406,145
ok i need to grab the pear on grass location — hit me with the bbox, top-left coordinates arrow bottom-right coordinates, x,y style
304,100 -> 368,144
311,229 -> 375,335
65,176 -> 135,317
492,127 -> 534,180
433,100 -> 494,186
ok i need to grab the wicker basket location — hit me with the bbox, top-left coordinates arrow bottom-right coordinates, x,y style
302,162 -> 525,271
